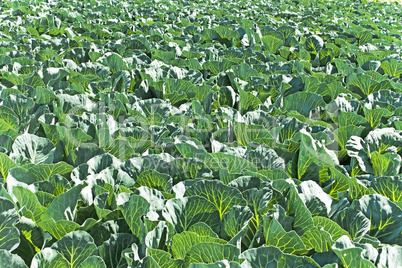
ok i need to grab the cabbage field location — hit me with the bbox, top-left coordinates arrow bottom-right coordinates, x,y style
1,0 -> 402,267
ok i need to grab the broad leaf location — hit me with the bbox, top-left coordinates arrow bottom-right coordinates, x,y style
171,231 -> 226,260
10,134 -> 56,165
240,246 -> 320,268
117,193 -> 150,240
184,180 -> 247,219
162,196 -> 220,233
184,242 -> 239,267
0,197 -> 20,252
50,231 -> 98,267
351,194 -> 402,244
263,216 -> 308,255
0,250 -> 27,268
41,184 -> 84,222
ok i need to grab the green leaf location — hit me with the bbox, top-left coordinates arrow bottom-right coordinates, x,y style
355,31 -> 372,46
152,50 -> 175,64
297,181 -> 334,218
352,194 -> 402,244
202,59 -> 237,75
79,256 -> 107,268
318,48 -> 334,66
346,136 -> 373,175
231,63 -> 258,81
347,73 -> 390,97
282,92 -> 325,117
238,89 -> 262,115
94,192 -> 113,219
336,111 -> 368,128
361,61 -> 381,71
36,49 -> 60,61
41,184 -> 84,222
13,186 -> 46,223
279,117 -> 305,142
0,250 -> 27,268
370,151 -> 401,177
2,94 -> 34,121
332,236 -> 376,268
202,153 -> 258,174
234,123 -> 273,147
333,126 -> 365,150
214,26 -> 240,40
35,86 -> 57,105
0,113 -> 18,131
162,78 -> 198,106
162,196 -> 220,233
366,127 -> 402,154
242,188 -> 273,239
174,136 -> 207,159
0,198 -> 20,252
88,51 -> 102,62
25,72 -> 45,88
333,207 -> 371,240
371,176 -> 402,202
0,153 -> 16,179
171,231 -> 226,260
188,223 -> 219,238
37,218 -> 98,240
364,107 -> 392,129
148,248 -> 183,268
1,72 -> 24,87
31,248 -> 69,268
26,162 -> 74,182
300,227 -> 333,253
364,90 -> 402,109
10,134 -> 56,165
313,216 -> 350,241
184,180 -> 247,219
295,130 -> 335,182
333,247 -> 375,268
381,59 -> 402,78
305,35 -> 324,52
117,193 -> 150,240
286,185 -> 315,236
13,217 -> 43,263
184,242 -> 239,267
261,34 -> 284,53
135,170 -> 172,193
145,221 -> 168,249
64,47 -> 89,64
189,260 -> 240,267
66,144 -> 105,167
263,216 -> 307,255
50,231 -> 98,267
221,205 -> 253,240
57,125 -> 93,157
348,177 -> 376,200
98,234 -> 138,268
240,246 -> 320,267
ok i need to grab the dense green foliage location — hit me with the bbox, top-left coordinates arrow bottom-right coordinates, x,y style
0,0 -> 402,266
